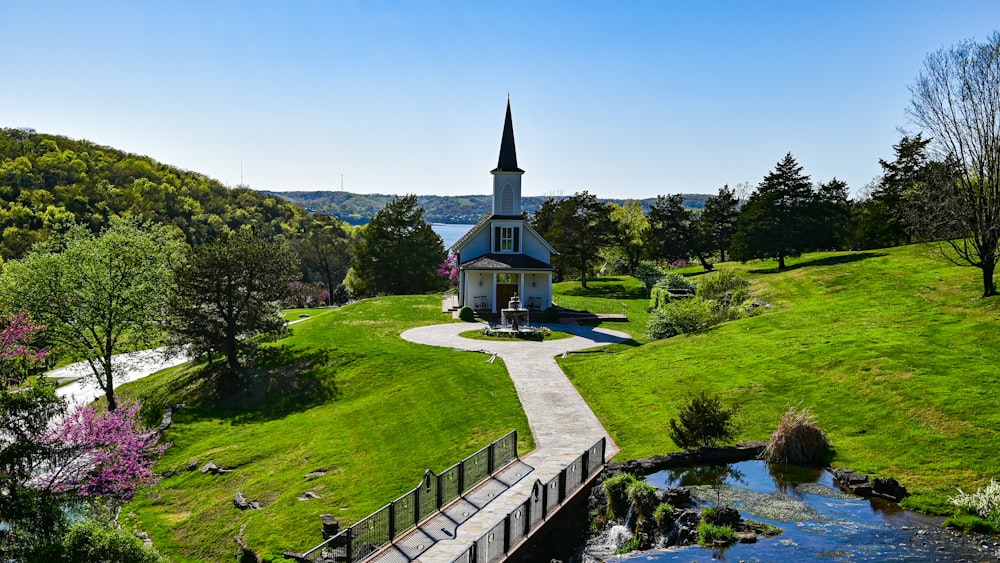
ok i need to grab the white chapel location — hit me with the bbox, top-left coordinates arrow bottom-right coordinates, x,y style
450,100 -> 558,314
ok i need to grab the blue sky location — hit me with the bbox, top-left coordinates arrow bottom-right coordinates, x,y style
5,1 -> 1000,199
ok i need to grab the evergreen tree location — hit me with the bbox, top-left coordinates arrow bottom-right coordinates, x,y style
812,178 -> 852,250
699,185 -> 740,262
732,153 -> 815,270
348,194 -> 446,296
531,191 -> 612,288
646,194 -> 712,271
165,231 -> 298,374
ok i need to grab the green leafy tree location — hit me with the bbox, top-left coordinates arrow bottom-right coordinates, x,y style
348,194 -> 446,296
908,32 -> 1000,297
731,153 -> 815,270
295,218 -> 353,303
609,199 -> 649,273
0,218 -> 178,411
165,231 -> 298,374
699,185 -> 740,262
532,191 -> 613,288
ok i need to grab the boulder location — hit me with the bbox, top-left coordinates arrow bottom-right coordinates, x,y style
831,467 -> 909,502
872,477 -> 910,502
234,492 -> 250,510
659,487 -> 693,508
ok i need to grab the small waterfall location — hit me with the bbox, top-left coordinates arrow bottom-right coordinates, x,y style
606,524 -> 633,550
624,502 -> 637,530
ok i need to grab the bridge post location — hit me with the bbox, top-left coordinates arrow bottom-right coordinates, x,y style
503,514 -> 511,554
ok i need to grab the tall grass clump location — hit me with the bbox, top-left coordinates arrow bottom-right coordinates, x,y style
603,473 -> 640,519
626,481 -> 660,521
763,406 -> 830,465
646,298 -> 716,339
697,521 -> 737,545
668,391 -> 738,450
647,270 -> 764,339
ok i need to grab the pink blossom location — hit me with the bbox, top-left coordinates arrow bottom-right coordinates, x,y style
0,310 -> 49,363
36,400 -> 164,502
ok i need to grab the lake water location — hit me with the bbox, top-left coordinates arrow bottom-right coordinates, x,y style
603,460 -> 997,562
431,223 -> 475,250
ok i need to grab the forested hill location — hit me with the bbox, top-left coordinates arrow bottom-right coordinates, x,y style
0,128 -> 315,260
262,191 -> 711,225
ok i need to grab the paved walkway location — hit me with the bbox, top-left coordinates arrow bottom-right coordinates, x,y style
395,322 -> 631,561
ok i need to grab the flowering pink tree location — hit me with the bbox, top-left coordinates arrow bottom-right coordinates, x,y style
36,400 -> 165,518
438,255 -> 459,286
0,310 -> 49,386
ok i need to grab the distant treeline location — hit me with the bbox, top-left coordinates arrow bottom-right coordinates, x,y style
261,190 -> 711,225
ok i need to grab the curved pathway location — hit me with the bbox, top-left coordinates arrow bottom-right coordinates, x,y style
398,322 -> 631,561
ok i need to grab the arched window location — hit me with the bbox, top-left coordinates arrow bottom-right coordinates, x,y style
501,184 -> 514,215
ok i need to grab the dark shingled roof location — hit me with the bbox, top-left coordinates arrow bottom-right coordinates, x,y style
460,253 -> 554,271
491,99 -> 524,174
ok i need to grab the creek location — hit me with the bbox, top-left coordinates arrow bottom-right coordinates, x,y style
588,460 -> 998,562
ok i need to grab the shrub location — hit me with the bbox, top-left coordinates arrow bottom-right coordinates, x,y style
646,310 -> 679,340
763,406 -> 830,465
542,306 -> 560,323
668,391 -> 738,450
649,273 -> 697,309
331,284 -> 350,306
633,261 -> 665,295
697,521 -> 737,545
458,306 -> 475,322
626,481 -> 660,521
603,472 -> 639,520
697,270 -> 751,301
61,520 -> 168,563
949,478 -> 1000,529
653,503 -> 675,530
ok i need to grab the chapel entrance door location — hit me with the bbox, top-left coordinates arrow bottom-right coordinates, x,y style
496,284 -> 519,311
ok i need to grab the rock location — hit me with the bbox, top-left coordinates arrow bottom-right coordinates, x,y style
737,531 -> 758,543
872,477 -> 910,502
187,460 -> 200,471
201,462 -> 220,474
659,487 -> 693,508
234,492 -> 250,510
297,491 -> 322,501
162,470 -> 176,478
304,470 -> 327,480
136,531 -> 152,548
608,441 -> 767,475
704,506 -> 741,528
320,514 -> 341,539
249,501 -> 262,510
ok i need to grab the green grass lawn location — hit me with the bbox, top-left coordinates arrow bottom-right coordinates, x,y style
117,296 -> 533,562
556,246 -> 1000,514
280,307 -> 337,322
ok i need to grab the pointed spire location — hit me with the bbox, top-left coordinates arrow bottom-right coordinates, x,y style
493,97 -> 524,173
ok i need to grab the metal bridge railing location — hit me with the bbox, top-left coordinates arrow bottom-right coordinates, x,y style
450,437 -> 607,563
301,430 -> 519,563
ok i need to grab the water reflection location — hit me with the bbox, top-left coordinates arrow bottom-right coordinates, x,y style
608,460 -> 993,562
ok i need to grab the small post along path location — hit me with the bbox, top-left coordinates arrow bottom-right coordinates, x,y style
394,322 -> 630,561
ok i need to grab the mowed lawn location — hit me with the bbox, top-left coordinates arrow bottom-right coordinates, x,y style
118,296 -> 533,562
556,245 -> 1000,513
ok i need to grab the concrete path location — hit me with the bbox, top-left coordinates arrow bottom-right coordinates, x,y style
397,323 -> 631,561
51,347 -> 190,408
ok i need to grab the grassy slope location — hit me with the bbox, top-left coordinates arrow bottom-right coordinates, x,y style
118,296 -> 533,562
557,246 -> 1000,512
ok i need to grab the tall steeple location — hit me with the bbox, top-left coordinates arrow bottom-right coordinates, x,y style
493,97 -> 524,173
491,97 -> 524,216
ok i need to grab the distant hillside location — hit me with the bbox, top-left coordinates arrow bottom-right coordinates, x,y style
0,128 -> 317,260
260,190 -> 711,225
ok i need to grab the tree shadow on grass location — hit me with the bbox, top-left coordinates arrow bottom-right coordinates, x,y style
193,345 -> 340,424
748,252 -> 887,274
557,277 -> 648,300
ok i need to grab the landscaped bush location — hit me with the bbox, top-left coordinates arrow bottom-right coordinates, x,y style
947,479 -> 1000,533
542,306 -> 560,323
648,272 -> 697,309
603,472 -> 639,519
646,310 -> 679,339
633,261 -> 665,296
458,306 -> 475,322
763,406 -> 830,465
61,520 -> 168,563
650,297 -> 716,336
668,391 -> 738,450
696,269 -> 751,301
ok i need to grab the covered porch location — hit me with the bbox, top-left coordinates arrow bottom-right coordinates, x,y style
458,268 -> 553,314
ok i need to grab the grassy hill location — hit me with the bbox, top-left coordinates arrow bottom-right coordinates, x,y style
556,244 -> 1000,514
117,296 -> 532,562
